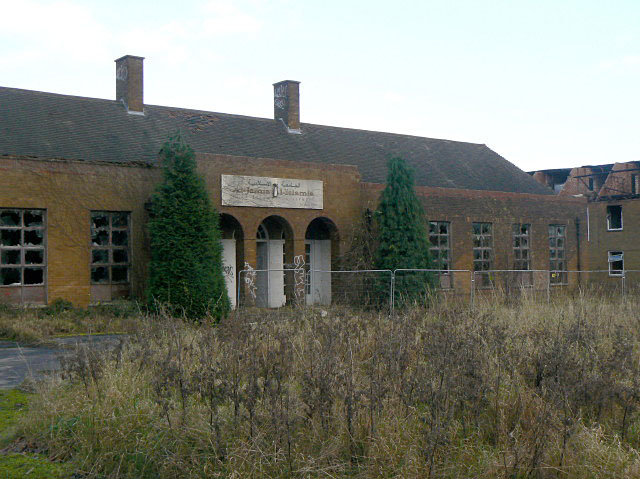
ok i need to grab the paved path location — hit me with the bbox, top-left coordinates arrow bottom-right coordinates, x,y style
0,335 -> 125,389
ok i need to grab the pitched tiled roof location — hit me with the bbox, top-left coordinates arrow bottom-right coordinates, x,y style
0,86 -> 552,195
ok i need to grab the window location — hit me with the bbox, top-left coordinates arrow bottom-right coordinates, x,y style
588,178 -> 594,191
513,224 -> 533,286
0,208 -> 46,304
429,221 -> 452,288
549,225 -> 567,285
472,222 -> 493,288
608,251 -> 624,276
90,211 -> 131,302
607,205 -> 623,231
512,224 -> 531,270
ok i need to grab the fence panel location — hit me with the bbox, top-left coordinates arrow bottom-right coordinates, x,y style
236,268 -> 393,310
471,270 -> 550,303
234,268 -> 639,311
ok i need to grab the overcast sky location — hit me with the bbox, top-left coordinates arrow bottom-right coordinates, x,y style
2,0 -> 639,172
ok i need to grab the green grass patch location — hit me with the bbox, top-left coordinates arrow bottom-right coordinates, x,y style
0,453 -> 72,479
0,389 -> 29,443
0,391 -> 74,479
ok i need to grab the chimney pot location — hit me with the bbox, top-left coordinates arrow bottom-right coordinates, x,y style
273,80 -> 300,131
115,55 -> 144,114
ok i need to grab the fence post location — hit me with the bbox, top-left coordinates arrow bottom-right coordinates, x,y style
547,270 -> 551,304
390,270 -> 395,313
470,270 -> 475,307
237,269 -> 244,310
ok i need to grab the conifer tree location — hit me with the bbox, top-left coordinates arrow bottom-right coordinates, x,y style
374,156 -> 437,305
147,134 -> 230,320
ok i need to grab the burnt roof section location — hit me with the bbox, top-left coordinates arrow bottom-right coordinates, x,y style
0,86 -> 552,194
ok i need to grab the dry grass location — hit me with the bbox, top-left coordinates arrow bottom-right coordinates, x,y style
0,300 -> 141,344
8,294 -> 640,478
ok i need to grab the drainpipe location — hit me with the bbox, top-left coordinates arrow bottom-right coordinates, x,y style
575,217 -> 581,286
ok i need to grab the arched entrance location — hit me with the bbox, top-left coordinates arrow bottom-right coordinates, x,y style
305,217 -> 339,305
220,214 -> 244,309
256,216 -> 293,308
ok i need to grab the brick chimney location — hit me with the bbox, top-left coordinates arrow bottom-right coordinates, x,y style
273,80 -> 300,131
115,55 -> 144,114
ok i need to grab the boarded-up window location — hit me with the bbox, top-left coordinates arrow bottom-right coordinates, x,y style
472,222 -> 493,288
549,224 -> 567,285
0,208 -> 46,305
90,211 -> 131,302
429,221 -> 452,289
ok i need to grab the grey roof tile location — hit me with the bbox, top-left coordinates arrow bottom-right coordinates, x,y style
0,86 -> 552,195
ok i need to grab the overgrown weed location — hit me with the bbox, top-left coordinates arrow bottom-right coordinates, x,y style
8,294 -> 640,478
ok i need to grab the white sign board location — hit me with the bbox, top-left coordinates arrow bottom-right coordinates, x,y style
221,175 -> 323,209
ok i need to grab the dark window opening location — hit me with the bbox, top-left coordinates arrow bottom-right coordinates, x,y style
588,178 -> 594,191
1,268 -> 21,286
24,267 -> 44,285
90,211 -> 131,302
0,208 -> 46,303
607,205 -> 623,230
472,222 -> 493,288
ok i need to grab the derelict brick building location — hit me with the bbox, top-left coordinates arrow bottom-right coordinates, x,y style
0,55 -> 587,307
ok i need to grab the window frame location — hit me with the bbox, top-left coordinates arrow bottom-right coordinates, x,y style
472,222 -> 493,288
606,205 -> 623,231
429,220 -> 452,289
0,208 -> 47,305
608,251 -> 624,277
549,224 -> 567,285
90,211 -> 132,302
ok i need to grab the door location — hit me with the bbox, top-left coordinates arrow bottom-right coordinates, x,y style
221,239 -> 236,309
256,241 -> 268,307
306,239 -> 331,305
268,239 -> 286,307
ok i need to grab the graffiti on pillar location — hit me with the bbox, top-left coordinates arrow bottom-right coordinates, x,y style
243,261 -> 257,300
293,254 -> 306,302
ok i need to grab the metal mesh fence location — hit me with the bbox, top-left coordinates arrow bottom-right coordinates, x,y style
237,268 -> 393,310
235,268 -> 640,311
472,270 -> 551,303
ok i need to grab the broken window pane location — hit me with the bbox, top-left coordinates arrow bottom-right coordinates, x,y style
1,250 -> 21,265
92,250 -> 109,264
91,213 -> 109,229
113,249 -> 128,264
0,210 -> 20,227
0,268 -> 21,286
112,212 -> 129,228
23,210 -> 43,227
24,268 -> 44,285
90,211 -> 131,292
1,229 -> 21,246
112,266 -> 128,283
112,231 -> 128,247
92,230 -> 109,246
24,229 -> 43,246
91,267 -> 109,283
24,250 -> 44,265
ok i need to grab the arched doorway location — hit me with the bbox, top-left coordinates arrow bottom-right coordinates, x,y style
256,216 -> 293,307
305,217 -> 339,305
220,214 -> 244,309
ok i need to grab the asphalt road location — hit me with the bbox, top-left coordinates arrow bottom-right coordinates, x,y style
0,335 -> 124,389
